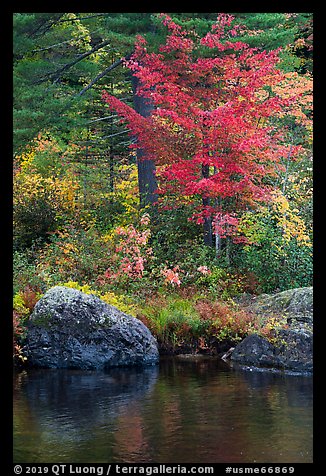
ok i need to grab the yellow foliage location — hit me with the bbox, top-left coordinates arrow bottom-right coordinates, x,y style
270,190 -> 312,247
259,315 -> 289,344
61,281 -> 95,294
62,243 -> 78,255
14,170 -> 80,214
101,230 -> 115,243
78,211 -> 97,231
100,292 -> 137,315
238,189 -> 312,252
106,164 -> 140,225
17,150 -> 35,171
13,293 -> 30,318
238,208 -> 269,245
60,281 -> 137,315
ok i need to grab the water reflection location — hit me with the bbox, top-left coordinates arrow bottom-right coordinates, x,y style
14,358 -> 312,463
14,366 -> 159,462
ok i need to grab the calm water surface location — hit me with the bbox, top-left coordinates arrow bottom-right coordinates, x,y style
13,357 -> 313,463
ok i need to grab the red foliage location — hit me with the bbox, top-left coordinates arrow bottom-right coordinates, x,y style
13,310 -> 25,361
195,299 -> 258,337
98,222 -> 152,287
13,310 -> 24,337
19,285 -> 41,312
103,13 -> 301,241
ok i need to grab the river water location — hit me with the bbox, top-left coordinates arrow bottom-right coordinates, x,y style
13,357 -> 313,463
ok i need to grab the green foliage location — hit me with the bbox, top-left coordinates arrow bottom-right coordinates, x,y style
13,293 -> 30,319
138,292 -> 284,351
13,12 -> 157,153
235,206 -> 313,293
90,164 -> 140,232
239,238 -> 312,293
13,13 -> 313,359
195,267 -> 244,299
14,190 -> 57,249
151,207 -> 206,264
34,225 -> 111,288
231,13 -> 313,73
13,249 -> 47,295
13,161 -> 80,249
139,295 -> 206,348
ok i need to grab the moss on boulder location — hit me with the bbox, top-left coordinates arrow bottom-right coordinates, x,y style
238,286 -> 313,327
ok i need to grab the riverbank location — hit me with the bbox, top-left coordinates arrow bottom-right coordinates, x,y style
15,285 -> 312,374
142,286 -> 313,374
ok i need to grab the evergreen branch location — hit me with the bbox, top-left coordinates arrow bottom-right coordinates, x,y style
55,14 -> 109,23
28,14 -> 65,38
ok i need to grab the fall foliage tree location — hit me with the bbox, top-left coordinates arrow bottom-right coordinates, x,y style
14,13 -> 312,210
102,13 -> 304,249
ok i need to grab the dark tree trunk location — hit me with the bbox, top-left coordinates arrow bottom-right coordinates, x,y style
131,75 -> 158,210
202,199 -> 213,247
202,164 -> 213,247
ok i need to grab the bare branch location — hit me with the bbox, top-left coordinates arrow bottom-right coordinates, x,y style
36,39 -> 113,84
27,14 -> 65,37
88,114 -> 117,123
77,52 -> 133,96
101,129 -> 131,139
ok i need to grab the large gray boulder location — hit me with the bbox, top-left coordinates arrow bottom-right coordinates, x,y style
24,286 -> 159,369
231,330 -> 313,373
231,287 -> 313,373
239,286 -> 313,328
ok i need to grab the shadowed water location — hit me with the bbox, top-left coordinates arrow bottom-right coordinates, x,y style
13,357 -> 313,463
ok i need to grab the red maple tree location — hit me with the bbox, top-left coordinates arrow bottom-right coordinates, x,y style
102,13 -> 301,246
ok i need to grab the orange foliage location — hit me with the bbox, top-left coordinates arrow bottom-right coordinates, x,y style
195,300 -> 259,339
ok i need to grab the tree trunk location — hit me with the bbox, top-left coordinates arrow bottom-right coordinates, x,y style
131,75 -> 158,210
215,226 -> 221,256
202,164 -> 213,247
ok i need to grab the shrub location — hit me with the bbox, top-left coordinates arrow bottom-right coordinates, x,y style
97,214 -> 154,292
138,295 -> 204,349
195,299 -> 259,343
138,294 -> 260,350
35,225 -> 111,288
13,248 -> 49,295
13,286 -> 42,364
13,311 -> 27,364
236,199 -> 313,293
151,205 -> 202,265
195,266 -> 244,299
13,293 -> 30,319
13,171 -> 80,249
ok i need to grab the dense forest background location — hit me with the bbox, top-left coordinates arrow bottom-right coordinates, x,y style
13,13 -> 313,360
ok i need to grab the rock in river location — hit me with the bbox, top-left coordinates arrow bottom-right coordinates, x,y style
24,286 -> 159,369
231,287 -> 313,373
231,331 -> 313,373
